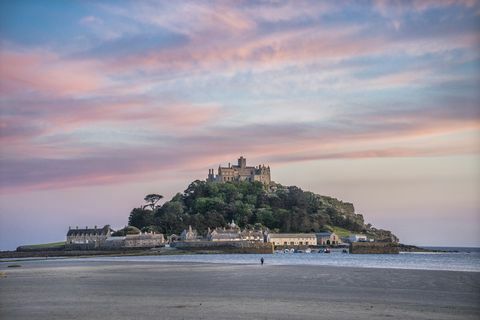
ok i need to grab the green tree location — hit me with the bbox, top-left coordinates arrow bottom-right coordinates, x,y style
128,208 -> 154,230
143,194 -> 163,211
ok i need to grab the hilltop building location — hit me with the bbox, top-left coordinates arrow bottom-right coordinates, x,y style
207,156 -> 271,185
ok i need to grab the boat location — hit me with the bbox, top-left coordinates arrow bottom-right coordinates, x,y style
342,249 -> 348,254
324,248 -> 331,253
305,248 -> 312,253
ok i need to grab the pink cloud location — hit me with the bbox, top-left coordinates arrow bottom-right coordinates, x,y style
0,50 -> 105,96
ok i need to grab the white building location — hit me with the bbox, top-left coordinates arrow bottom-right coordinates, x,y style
267,233 -> 317,246
345,234 -> 368,243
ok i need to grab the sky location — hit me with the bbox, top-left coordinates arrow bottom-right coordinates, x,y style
0,0 -> 479,250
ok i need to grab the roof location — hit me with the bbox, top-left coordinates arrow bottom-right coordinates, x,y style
316,232 -> 332,237
268,233 -> 316,238
67,225 -> 111,236
126,233 -> 164,240
241,230 -> 263,236
210,232 -> 242,240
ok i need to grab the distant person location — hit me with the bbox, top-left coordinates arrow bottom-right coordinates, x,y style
260,257 -> 264,265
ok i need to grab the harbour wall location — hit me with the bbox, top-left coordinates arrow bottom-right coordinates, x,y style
172,240 -> 274,254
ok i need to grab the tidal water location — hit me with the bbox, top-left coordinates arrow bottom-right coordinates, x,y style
78,247 -> 480,272
3,248 -> 479,272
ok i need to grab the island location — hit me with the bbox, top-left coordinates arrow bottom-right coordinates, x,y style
9,157 -> 417,258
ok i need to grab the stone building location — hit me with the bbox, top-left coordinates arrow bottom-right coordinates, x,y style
180,225 -> 198,241
207,156 -> 271,185
267,233 -> 317,247
241,229 -> 265,242
316,232 -> 340,246
66,225 -> 112,248
124,232 -> 165,248
102,232 -> 165,248
207,220 -> 242,241
67,225 -> 164,249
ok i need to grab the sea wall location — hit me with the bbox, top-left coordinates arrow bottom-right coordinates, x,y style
17,245 -> 66,252
349,242 -> 399,254
172,240 -> 274,254
1,248 -> 157,259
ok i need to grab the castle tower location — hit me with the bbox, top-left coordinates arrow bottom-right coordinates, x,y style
238,156 -> 246,168
207,169 -> 215,182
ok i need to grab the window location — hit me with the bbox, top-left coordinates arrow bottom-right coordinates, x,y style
306,241 -> 309,245
284,242 -> 287,245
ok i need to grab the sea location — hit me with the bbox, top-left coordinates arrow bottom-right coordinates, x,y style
5,247 -> 478,272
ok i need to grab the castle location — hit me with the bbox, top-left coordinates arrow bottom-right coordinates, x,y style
207,156 -> 271,185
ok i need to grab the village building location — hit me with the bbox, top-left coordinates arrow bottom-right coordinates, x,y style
67,225 -> 164,249
241,229 -> 265,242
124,232 -> 165,248
344,234 -> 369,243
267,233 -> 317,246
66,225 -> 112,248
207,156 -> 271,185
316,232 -> 340,246
103,236 -> 125,248
207,220 -> 242,241
180,225 -> 198,241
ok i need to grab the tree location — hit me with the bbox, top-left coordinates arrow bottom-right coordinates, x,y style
143,194 -> 163,211
128,208 -> 154,230
125,180 -> 391,239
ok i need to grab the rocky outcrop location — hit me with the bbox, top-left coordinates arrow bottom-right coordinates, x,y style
365,227 -> 399,243
350,242 -> 400,254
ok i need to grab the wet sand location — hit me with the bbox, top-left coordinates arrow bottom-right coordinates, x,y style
1,259 -> 479,319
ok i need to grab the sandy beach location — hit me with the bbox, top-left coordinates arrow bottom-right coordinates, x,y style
1,259 -> 479,320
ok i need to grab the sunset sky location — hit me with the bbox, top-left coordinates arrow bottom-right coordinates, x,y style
1,0 -> 479,250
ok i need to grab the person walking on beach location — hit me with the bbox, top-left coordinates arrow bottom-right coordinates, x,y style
260,257 -> 264,265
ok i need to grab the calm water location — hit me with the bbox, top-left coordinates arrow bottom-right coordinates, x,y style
2,248 -> 479,272
80,247 -> 480,272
